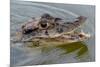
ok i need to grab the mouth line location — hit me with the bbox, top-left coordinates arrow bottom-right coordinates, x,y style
22,30 -> 90,41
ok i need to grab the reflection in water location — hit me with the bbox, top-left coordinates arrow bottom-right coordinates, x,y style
10,0 -> 95,66
41,41 -> 89,58
56,42 -> 88,57
11,42 -> 89,66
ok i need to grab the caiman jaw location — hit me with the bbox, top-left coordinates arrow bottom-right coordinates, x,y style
28,31 -> 91,47
61,31 -> 91,42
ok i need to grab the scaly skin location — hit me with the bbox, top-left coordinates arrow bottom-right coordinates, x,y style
13,13 -> 90,47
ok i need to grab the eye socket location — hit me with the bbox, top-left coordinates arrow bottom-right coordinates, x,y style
40,23 -> 48,28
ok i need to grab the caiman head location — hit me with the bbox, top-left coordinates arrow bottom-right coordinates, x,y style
19,13 -> 90,42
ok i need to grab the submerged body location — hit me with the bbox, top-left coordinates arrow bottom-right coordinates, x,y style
14,13 -> 90,47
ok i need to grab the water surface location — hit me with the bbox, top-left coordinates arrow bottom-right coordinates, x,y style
10,0 -> 95,66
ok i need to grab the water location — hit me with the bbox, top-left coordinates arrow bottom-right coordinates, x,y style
10,0 -> 95,66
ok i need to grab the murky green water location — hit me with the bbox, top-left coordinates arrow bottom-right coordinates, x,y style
10,0 -> 95,66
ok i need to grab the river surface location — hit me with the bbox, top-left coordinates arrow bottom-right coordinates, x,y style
10,0 -> 95,66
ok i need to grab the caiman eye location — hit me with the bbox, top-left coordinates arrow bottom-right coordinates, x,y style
40,23 -> 47,28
